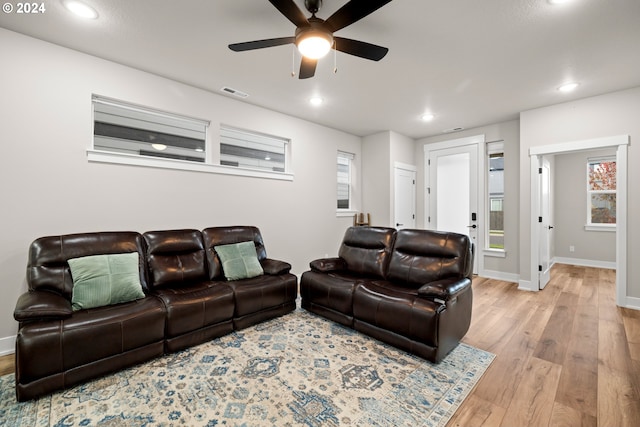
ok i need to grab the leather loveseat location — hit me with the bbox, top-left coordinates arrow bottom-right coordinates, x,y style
13,226 -> 297,401
300,226 -> 474,363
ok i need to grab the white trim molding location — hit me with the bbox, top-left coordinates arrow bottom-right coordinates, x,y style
528,134 -> 629,307
554,257 -> 616,270
0,335 -> 15,356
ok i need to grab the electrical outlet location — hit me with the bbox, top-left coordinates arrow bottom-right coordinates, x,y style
569,245 -> 575,252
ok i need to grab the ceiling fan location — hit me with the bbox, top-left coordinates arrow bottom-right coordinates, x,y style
228,0 -> 393,79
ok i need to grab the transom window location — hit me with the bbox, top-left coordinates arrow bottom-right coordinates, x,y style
587,156 -> 616,228
93,96 -> 208,163
220,126 -> 289,173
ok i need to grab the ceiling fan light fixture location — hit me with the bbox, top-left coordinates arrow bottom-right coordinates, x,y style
296,29 -> 333,59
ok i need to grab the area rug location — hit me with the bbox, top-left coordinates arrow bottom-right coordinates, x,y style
0,310 -> 494,427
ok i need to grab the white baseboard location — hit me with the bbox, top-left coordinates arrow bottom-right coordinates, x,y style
517,279 -> 536,292
0,335 -> 15,356
479,269 -> 519,283
553,257 -> 616,270
624,296 -> 640,311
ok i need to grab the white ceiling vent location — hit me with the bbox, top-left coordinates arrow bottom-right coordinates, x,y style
221,87 -> 249,98
443,127 -> 465,133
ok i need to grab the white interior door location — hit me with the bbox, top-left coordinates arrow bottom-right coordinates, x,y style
394,166 -> 416,230
539,157 -> 552,289
428,144 -> 479,273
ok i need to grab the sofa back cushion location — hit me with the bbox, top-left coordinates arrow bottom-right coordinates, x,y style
202,226 -> 267,280
27,232 -> 148,299
387,229 -> 473,288
338,226 -> 396,279
143,229 -> 207,289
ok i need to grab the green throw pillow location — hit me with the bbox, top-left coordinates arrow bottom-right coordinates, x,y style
214,241 -> 264,281
68,252 -> 145,311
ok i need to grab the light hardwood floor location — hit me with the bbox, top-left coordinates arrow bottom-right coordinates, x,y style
1,264 -> 638,426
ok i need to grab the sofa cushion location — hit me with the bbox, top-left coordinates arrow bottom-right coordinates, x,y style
202,226 -> 267,280
68,253 -> 145,311
27,231 -> 148,299
143,229 -> 208,288
337,226 -> 396,279
386,229 -> 472,288
215,241 -> 264,280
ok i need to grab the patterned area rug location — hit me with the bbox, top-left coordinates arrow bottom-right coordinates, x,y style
0,310 -> 494,427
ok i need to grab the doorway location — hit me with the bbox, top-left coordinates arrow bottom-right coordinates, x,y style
393,163 -> 416,230
529,135 -> 628,306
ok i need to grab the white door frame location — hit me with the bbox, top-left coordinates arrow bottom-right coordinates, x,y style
424,134 -> 485,273
528,135 -> 629,307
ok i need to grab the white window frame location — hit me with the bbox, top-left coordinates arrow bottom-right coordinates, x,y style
337,151 -> 355,215
485,141 -> 506,257
586,156 -> 616,232
88,95 -> 293,181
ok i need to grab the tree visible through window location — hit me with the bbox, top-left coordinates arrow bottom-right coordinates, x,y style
587,157 -> 616,225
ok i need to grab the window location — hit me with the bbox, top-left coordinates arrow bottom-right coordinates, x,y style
93,96 -> 208,163
587,157 -> 616,228
220,126 -> 289,173
487,142 -> 504,251
337,151 -> 354,210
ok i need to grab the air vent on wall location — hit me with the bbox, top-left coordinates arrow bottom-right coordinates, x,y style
443,127 -> 465,133
221,87 -> 249,98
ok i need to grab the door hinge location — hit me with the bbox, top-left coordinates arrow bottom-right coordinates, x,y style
428,159 -> 431,166
428,216 -> 431,223
413,179 -> 415,185
427,187 -> 430,194
412,214 -> 415,219
538,265 -> 542,272
539,167 -> 542,174
538,216 -> 543,223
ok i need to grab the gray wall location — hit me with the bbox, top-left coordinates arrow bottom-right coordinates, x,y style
0,29 -> 362,348
553,149 -> 616,264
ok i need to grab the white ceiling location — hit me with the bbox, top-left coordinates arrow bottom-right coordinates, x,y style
2,0 -> 639,139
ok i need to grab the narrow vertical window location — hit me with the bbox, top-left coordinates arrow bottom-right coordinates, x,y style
587,157 -> 616,228
487,143 -> 504,250
337,151 -> 354,210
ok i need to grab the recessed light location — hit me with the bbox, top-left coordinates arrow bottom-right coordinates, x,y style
309,96 -> 323,106
558,82 -> 579,92
151,144 -> 167,151
548,0 -> 571,4
421,113 -> 435,122
63,0 -> 99,19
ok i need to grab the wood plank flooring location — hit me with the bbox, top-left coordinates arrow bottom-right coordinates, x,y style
451,264 -> 640,427
0,264 -> 638,426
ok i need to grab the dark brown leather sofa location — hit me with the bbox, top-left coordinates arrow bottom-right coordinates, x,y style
13,226 -> 297,401
300,226 -> 474,363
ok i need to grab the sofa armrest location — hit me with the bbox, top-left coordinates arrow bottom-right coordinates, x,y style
14,290 -> 73,322
260,258 -> 292,275
309,257 -> 347,273
417,277 -> 472,302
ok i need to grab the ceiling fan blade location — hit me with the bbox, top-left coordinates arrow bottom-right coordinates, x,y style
324,0 -> 393,33
334,37 -> 388,61
269,0 -> 310,28
299,56 -> 317,79
229,37 -> 295,52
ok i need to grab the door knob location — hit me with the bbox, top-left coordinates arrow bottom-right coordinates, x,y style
467,224 -> 477,229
